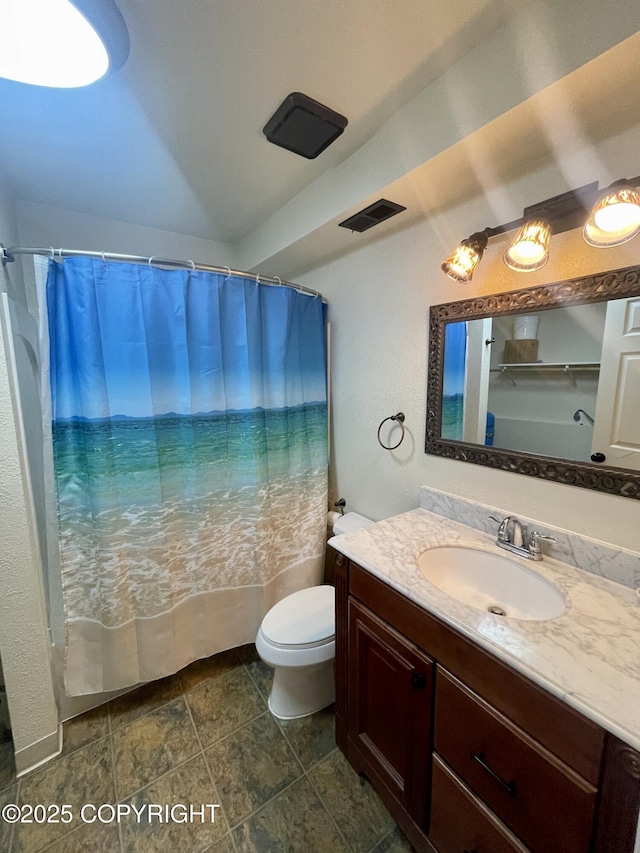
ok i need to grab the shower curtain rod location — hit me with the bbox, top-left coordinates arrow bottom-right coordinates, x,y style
0,246 -> 323,300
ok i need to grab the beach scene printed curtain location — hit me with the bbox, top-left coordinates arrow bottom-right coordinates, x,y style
47,257 -> 328,695
441,321 -> 467,441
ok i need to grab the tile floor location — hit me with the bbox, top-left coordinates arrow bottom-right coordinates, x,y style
0,646 -> 414,852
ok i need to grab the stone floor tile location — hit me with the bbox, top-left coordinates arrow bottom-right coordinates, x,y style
41,820 -> 121,853
112,698 -> 200,799
0,737 -> 17,793
120,754 -> 225,853
234,644 -> 259,666
1,783 -> 18,852
308,749 -> 394,853
62,704 -> 110,756
205,833 -> 236,853
179,649 -> 243,694
243,659 -> 273,703
370,825 -> 416,852
233,776 -> 349,853
186,668 -> 264,747
13,738 -> 114,853
109,674 -> 183,731
277,704 -> 336,769
206,712 -> 302,826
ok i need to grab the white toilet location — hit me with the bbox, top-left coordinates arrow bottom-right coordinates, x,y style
256,511 -> 373,719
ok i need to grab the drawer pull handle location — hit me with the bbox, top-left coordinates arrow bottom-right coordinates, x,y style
471,751 -> 517,797
411,672 -> 427,690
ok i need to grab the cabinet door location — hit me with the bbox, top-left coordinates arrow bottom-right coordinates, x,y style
348,599 -> 433,826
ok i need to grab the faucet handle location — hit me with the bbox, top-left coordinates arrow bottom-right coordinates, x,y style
529,530 -> 558,558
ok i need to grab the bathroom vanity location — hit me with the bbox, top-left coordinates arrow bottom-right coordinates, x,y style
328,508 -> 640,853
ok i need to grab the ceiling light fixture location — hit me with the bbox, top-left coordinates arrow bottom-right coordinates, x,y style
503,219 -> 552,272
441,177 -> 640,283
0,0 -> 129,88
583,181 -> 640,248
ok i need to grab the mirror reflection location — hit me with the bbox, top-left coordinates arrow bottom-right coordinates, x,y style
440,298 -> 640,472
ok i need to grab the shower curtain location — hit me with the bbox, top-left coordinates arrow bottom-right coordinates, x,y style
46,257 -> 328,695
441,321 -> 467,441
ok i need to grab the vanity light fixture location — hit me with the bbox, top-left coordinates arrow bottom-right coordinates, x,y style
0,0 -> 129,88
440,230 -> 489,283
503,219 -> 552,272
441,177 -> 640,283
583,181 -> 640,248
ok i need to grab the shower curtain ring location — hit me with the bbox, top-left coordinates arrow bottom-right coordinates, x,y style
101,252 -> 109,267
256,274 -> 261,286
148,256 -> 155,267
274,276 -> 282,287
224,266 -> 231,280
187,259 -> 195,270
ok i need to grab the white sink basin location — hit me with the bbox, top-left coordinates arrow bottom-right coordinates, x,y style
417,546 -> 566,621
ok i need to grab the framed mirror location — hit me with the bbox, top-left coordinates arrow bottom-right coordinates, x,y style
425,264 -> 640,500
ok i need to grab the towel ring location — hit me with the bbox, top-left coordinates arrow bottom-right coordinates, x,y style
377,412 -> 406,450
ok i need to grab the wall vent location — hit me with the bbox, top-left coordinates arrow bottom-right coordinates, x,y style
339,199 -> 406,233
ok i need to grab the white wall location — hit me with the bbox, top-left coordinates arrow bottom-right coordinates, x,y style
15,200 -> 237,318
0,182 -> 59,773
298,128 -> 640,551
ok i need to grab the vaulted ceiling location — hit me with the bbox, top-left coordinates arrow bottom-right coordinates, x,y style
0,0 -> 639,276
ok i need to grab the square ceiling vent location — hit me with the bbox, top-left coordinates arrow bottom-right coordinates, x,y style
263,92 -> 348,159
339,199 -> 407,233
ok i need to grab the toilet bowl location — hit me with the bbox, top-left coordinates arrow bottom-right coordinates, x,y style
256,511 -> 373,719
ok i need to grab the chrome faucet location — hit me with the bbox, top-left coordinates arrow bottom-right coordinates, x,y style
487,515 -> 557,561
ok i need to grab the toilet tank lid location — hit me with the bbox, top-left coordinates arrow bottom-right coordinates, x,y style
261,585 -> 335,647
333,511 -> 373,536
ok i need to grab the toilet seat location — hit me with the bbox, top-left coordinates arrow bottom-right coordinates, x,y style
260,585 -> 335,648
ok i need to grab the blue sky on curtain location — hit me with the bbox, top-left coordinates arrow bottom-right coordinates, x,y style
47,257 -> 328,695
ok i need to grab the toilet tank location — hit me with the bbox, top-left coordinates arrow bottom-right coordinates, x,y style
332,511 -> 373,535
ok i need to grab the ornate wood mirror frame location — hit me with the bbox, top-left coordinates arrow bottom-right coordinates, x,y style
425,264 -> 640,500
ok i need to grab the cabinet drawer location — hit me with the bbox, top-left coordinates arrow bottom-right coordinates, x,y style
434,669 -> 597,853
430,755 -> 529,853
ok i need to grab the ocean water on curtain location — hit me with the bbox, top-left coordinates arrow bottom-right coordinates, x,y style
53,403 -> 328,625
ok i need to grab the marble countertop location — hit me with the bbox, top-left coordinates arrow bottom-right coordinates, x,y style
328,507 -> 640,750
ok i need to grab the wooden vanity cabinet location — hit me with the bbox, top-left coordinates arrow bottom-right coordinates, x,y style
332,549 -> 640,853
348,598 -> 433,826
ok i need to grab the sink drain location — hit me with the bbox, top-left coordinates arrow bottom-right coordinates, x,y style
488,605 -> 507,616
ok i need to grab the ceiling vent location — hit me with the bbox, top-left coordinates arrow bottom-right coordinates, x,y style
339,199 -> 407,233
263,92 -> 348,159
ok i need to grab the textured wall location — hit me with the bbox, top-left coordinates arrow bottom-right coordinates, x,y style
299,127 -> 640,551
0,183 -> 58,769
